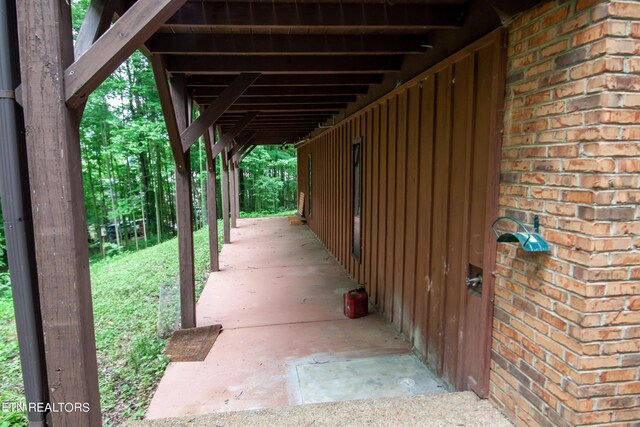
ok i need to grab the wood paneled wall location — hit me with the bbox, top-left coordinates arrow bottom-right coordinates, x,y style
297,30 -> 504,388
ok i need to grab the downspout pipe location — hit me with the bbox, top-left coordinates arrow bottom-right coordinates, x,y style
0,1 -> 48,426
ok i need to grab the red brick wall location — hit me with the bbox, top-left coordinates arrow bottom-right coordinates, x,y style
492,0 -> 640,426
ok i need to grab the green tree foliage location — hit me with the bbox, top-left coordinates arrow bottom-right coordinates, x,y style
239,146 -> 298,214
0,0 -> 298,423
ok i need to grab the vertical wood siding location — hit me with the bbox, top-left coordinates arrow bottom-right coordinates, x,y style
297,30 -> 504,388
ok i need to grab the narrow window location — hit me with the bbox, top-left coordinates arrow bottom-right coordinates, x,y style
308,153 -> 312,218
352,138 -> 362,260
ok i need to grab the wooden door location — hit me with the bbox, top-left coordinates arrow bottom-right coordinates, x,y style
425,31 -> 505,395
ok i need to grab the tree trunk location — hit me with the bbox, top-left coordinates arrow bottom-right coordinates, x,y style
154,142 -> 163,242
113,155 -> 128,249
85,146 -> 104,258
126,156 -> 139,252
103,122 -> 121,247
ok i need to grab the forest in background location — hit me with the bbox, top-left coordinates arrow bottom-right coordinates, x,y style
0,1 -> 299,424
0,0 -> 297,279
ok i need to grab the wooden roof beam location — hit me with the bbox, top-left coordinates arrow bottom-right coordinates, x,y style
212,112 -> 258,158
180,73 -> 260,152
65,0 -> 187,108
188,74 -> 384,87
166,2 -> 465,29
217,115 -> 330,121
216,119 -> 331,126
191,85 -> 368,97
241,123 -> 320,128
219,104 -> 345,112
194,95 -> 357,105
165,55 -> 402,74
150,33 -> 428,55
219,111 -> 333,116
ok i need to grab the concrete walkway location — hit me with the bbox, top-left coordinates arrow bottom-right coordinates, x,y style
138,392 -> 512,426
145,217 -> 509,426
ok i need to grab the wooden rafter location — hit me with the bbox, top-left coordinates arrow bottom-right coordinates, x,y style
65,0 -> 188,108
180,73 -> 260,152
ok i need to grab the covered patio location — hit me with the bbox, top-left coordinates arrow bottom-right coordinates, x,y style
146,217 -> 446,419
5,0 -> 639,425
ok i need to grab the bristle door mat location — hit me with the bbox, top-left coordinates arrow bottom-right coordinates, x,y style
164,324 -> 223,362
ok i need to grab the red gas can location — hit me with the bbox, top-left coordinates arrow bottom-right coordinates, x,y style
344,288 -> 369,319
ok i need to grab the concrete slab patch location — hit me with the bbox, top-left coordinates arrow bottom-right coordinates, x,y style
295,354 -> 445,404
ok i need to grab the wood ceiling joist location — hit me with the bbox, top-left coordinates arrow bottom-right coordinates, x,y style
195,95 -> 357,105
241,124 -> 320,130
191,85 -> 368,97
165,2 -> 465,30
215,119 -> 330,126
165,55 -> 402,74
188,74 -> 384,86
240,118 -> 326,124
150,33 -> 428,55
217,104 -> 345,112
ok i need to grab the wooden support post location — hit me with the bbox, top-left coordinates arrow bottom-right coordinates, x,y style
203,125 -> 220,272
234,161 -> 241,219
15,1 -> 101,425
170,75 -> 196,329
220,142 -> 231,244
229,159 -> 237,228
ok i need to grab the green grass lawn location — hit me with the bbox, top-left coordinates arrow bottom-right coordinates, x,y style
239,210 -> 295,219
0,222 -> 222,426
